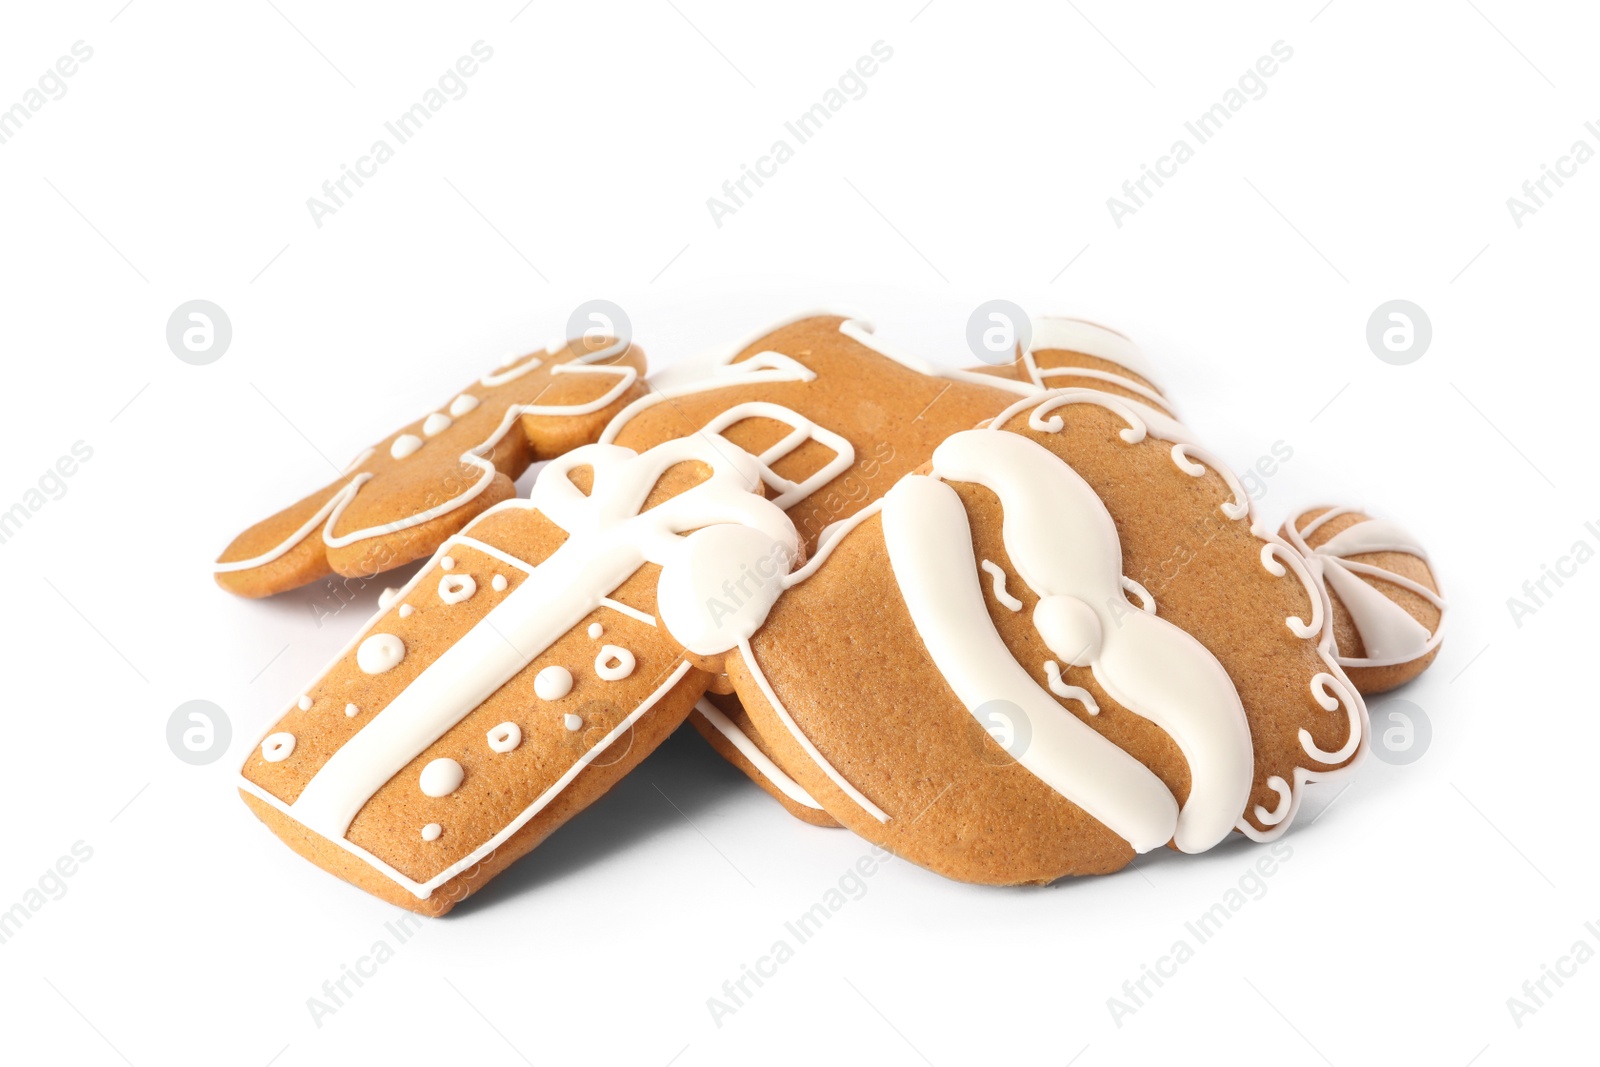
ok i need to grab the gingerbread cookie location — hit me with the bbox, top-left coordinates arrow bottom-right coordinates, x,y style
724,390 -> 1376,884
1281,507 -> 1445,693
214,337 -> 646,598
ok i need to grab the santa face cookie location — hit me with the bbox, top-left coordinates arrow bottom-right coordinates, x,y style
1282,507 -> 1445,694
724,390 -> 1369,885
239,434 -> 799,914
214,337 -> 646,598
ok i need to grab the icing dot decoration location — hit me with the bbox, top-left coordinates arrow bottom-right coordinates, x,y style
419,757 -> 464,797
421,823 -> 442,841
595,645 -> 636,682
535,665 -> 573,701
492,574 -> 508,592
345,703 -> 359,718
390,434 -> 423,460
449,394 -> 479,417
297,695 -> 312,711
563,713 -> 583,732
423,412 -> 453,437
439,574 -> 477,605
378,587 -> 401,609
441,556 -> 456,570
262,732 -> 296,763
399,604 -> 414,618
487,722 -> 522,753
357,633 -> 406,674
587,623 -> 603,639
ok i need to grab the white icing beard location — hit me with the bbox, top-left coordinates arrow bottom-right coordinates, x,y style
882,430 -> 1256,855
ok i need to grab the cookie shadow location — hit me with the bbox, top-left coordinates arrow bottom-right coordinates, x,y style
449,724 -> 748,914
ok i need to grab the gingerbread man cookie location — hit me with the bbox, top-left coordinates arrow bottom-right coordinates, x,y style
214,337 -> 646,598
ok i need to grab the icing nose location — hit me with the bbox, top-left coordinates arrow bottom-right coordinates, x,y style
1033,595 -> 1101,667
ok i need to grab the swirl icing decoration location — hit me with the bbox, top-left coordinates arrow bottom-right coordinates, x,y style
239,432 -> 800,901
1282,507 -> 1447,670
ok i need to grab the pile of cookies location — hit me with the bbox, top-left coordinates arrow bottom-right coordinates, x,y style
217,312 -> 1445,915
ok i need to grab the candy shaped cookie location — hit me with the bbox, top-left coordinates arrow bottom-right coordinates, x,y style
214,337 -> 646,598
721,394 -> 1377,883
1282,507 -> 1445,693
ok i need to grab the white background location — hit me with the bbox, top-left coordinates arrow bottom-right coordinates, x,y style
0,1 -> 1594,1063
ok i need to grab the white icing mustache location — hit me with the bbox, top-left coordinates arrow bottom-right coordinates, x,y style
885,430 -> 1256,854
